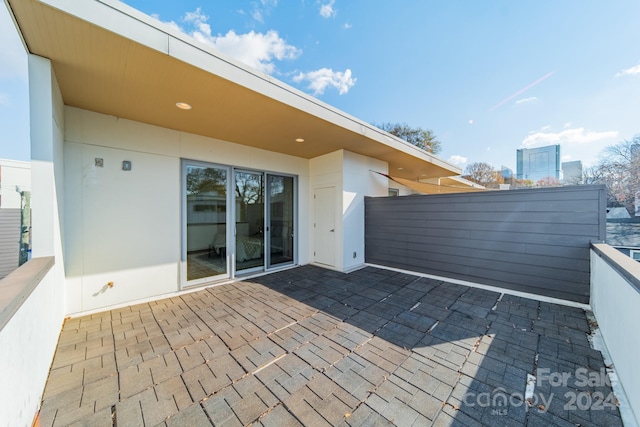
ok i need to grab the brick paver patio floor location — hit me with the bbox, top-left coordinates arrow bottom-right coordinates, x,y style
38,265 -> 623,426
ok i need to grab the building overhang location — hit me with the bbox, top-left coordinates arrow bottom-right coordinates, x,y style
377,172 -> 485,194
6,0 -> 462,180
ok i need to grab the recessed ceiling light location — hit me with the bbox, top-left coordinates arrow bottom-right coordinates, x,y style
176,102 -> 192,110
397,167 -> 404,170
295,138 -> 305,143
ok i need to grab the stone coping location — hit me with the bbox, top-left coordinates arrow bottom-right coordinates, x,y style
591,243 -> 640,295
0,256 -> 54,332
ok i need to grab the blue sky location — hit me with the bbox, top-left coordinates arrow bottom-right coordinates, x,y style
0,3 -> 29,163
2,1 -> 640,173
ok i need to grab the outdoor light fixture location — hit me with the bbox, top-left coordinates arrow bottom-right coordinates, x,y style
175,102 -> 192,110
295,138 -> 305,143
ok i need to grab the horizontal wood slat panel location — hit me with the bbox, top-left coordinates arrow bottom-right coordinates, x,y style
365,185 -> 606,303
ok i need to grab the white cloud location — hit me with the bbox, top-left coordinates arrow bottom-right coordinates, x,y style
183,9 -> 210,31
343,23 -> 352,29
0,93 -> 9,106
561,155 -> 572,162
251,9 -> 264,23
563,121 -> 573,128
448,155 -> 467,166
293,68 -> 356,95
615,64 -> 640,77
320,0 -> 337,18
515,96 -> 537,105
168,8 -> 300,74
206,30 -> 300,74
521,127 -> 619,148
250,0 -> 278,23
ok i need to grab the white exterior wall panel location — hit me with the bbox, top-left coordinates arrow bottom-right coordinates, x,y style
342,151 -> 387,271
309,150 -> 343,270
590,245 -> 640,426
18,55 -> 67,427
64,107 -> 311,313
309,150 -> 388,272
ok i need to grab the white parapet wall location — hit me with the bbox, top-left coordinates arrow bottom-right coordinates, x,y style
590,243 -> 640,426
0,257 -> 61,427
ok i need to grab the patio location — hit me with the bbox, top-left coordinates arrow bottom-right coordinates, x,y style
38,265 -> 623,426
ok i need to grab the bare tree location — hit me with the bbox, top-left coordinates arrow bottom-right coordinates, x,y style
463,162 -> 504,187
536,176 -> 562,187
376,122 -> 442,154
583,136 -> 640,214
581,165 -> 606,185
186,166 -> 227,195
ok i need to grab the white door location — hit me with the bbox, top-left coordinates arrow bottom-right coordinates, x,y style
314,187 -> 335,266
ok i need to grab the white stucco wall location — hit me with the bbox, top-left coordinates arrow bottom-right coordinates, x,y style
342,151 -> 387,271
14,55 -> 67,426
64,107 -> 310,313
64,142 -> 181,312
590,245 -> 640,426
0,261 -> 58,427
309,150 -> 388,272
63,108 -> 398,312
28,54 -> 66,312
0,159 -> 31,209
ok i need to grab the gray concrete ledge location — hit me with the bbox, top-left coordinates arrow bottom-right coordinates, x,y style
0,256 -> 55,332
591,243 -> 640,295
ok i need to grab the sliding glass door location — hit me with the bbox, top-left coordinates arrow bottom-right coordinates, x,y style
234,170 -> 265,273
183,161 -> 296,286
267,174 -> 295,268
233,171 -> 295,272
183,163 -> 229,284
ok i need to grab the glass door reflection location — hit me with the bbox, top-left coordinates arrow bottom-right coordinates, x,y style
185,164 -> 228,282
268,174 -> 295,268
234,171 -> 264,273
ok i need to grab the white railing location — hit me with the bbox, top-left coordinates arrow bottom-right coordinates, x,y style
591,243 -> 640,426
0,257 -> 61,427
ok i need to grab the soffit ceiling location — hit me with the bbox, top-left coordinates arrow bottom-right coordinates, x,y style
7,0 -> 462,180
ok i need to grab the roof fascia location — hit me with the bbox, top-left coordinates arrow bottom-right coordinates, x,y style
37,0 -> 461,176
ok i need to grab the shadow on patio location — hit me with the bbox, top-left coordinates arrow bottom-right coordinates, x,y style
38,265 -> 622,426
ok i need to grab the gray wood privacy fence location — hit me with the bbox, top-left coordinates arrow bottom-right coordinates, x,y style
0,209 -> 21,280
365,185 -> 607,303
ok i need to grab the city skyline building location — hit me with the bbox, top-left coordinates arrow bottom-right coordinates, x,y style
516,144 -> 561,182
562,160 -> 583,185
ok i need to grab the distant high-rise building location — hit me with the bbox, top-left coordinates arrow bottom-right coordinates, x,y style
500,166 -> 514,186
562,160 -> 583,184
501,166 -> 513,179
516,145 -> 561,182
